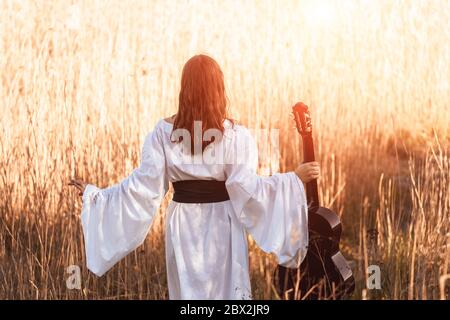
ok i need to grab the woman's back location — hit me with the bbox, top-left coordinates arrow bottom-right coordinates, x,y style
80,115 -> 309,299
156,118 -> 255,183
76,54 -> 316,300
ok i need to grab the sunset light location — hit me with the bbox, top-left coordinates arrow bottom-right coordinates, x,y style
302,0 -> 337,27
0,0 -> 449,303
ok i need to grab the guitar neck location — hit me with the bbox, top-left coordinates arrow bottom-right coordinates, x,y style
302,134 -> 320,209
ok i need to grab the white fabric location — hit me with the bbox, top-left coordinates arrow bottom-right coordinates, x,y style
81,119 -> 308,300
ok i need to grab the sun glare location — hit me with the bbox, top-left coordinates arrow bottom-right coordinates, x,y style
303,0 -> 337,27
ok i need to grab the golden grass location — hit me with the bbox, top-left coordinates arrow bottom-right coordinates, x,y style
0,0 -> 449,299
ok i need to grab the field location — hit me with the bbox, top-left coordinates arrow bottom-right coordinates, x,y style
0,0 -> 449,299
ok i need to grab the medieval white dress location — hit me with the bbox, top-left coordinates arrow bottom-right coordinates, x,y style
81,119 -> 308,299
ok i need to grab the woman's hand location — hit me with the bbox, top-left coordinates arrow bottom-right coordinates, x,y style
295,162 -> 320,183
68,179 -> 88,197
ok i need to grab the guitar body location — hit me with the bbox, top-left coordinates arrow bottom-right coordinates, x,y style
276,207 -> 355,299
275,102 -> 355,300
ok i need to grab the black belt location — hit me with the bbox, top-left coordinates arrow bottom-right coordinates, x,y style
172,180 -> 230,203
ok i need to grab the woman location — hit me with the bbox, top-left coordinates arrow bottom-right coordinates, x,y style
69,54 -> 320,300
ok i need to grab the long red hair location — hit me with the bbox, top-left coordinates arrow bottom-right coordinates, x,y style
171,54 -> 231,153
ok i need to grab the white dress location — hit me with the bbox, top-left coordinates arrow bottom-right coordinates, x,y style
81,119 -> 308,300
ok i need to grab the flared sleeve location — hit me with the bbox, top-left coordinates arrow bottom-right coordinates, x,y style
81,126 -> 168,276
225,126 -> 308,268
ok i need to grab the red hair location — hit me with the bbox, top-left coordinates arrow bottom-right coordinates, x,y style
172,54 -> 231,153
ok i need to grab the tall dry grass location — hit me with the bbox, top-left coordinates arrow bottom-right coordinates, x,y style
0,0 -> 449,299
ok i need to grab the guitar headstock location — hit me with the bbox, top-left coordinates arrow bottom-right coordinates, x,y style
292,102 -> 312,136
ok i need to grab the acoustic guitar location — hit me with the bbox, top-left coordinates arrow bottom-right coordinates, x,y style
275,102 -> 355,300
